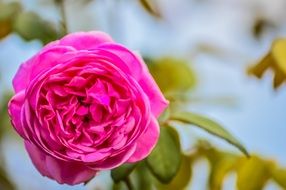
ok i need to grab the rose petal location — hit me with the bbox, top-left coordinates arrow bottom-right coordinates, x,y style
59,31 -> 113,50
127,116 -> 159,162
13,46 -> 74,93
97,43 -> 168,117
97,43 -> 143,80
25,141 -> 97,185
8,90 -> 26,138
91,144 -> 137,170
10,31 -> 168,186
135,54 -> 169,117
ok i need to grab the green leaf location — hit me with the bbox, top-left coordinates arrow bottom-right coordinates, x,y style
157,155 -> 192,190
139,0 -> 161,18
146,126 -> 181,183
272,39 -> 286,74
0,2 -> 21,21
272,168 -> 286,188
0,2 -> 22,39
112,162 -> 154,190
248,54 -> 272,79
146,57 -> 196,95
112,182 -> 128,190
111,163 -> 137,183
13,12 -> 60,44
207,151 -> 238,190
132,163 -> 154,190
248,39 -> 286,89
170,112 -> 249,157
236,156 -> 271,190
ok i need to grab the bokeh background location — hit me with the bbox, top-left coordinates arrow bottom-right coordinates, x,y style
1,0 -> 286,189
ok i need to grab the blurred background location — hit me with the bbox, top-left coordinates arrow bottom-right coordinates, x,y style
1,0 -> 286,189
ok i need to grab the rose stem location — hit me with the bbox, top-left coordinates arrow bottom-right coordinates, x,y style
124,176 -> 134,190
56,0 -> 68,34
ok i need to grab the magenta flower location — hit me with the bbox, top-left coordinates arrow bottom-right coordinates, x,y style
8,31 -> 168,185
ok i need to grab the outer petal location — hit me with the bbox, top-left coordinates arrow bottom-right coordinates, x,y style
127,116 -> 159,162
90,144 -> 137,170
8,90 -> 26,138
97,43 -> 169,117
13,31 -> 113,93
59,31 -> 113,50
136,54 -> 169,117
25,141 -> 96,185
13,46 -> 74,93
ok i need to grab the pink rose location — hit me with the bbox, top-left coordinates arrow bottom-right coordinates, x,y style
8,31 -> 168,185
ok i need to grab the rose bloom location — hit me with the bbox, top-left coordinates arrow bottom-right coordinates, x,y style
8,31 -> 168,185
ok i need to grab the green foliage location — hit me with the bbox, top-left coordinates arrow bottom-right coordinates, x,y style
236,156 -> 272,190
146,126 -> 181,183
208,153 -> 237,190
0,2 -> 22,39
111,163 -> 137,183
170,111 -> 249,157
110,90 -> 252,190
0,1 -> 62,44
110,140 -> 286,190
189,142 -> 286,190
272,168 -> 286,188
195,144 -> 239,190
13,12 -> 60,44
156,155 -> 192,190
248,39 -> 286,89
131,163 -> 154,190
146,57 -> 196,96
112,162 -> 154,190
112,182 -> 127,190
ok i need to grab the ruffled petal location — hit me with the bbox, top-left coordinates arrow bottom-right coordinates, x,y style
127,116 -> 159,162
8,90 -> 26,138
97,43 -> 143,80
25,141 -> 97,185
59,31 -> 113,50
91,144 -> 137,170
13,46 -> 74,93
97,43 -> 168,117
